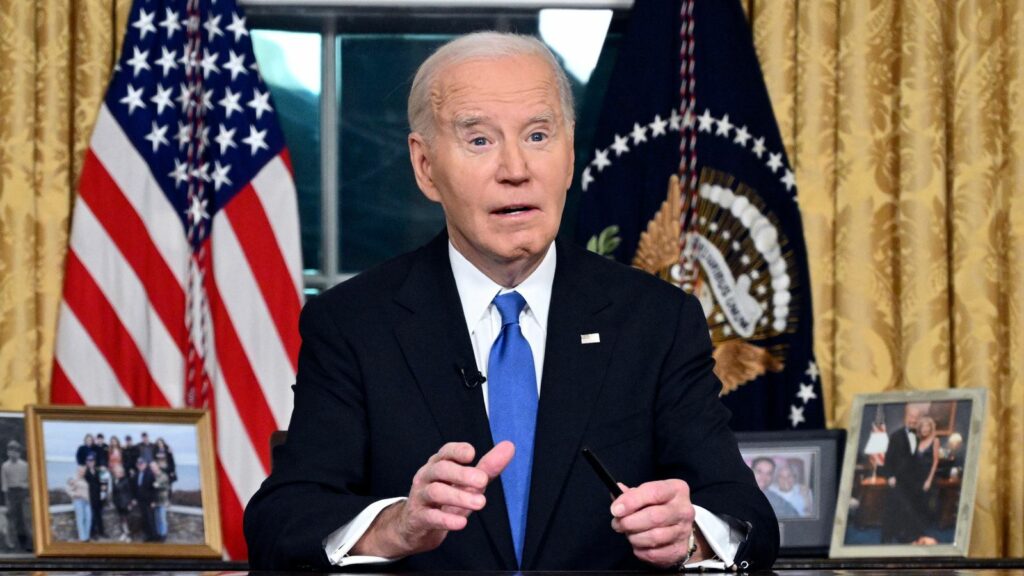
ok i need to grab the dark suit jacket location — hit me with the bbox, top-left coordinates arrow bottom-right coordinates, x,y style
131,468 -> 156,504
244,232 -> 778,571
884,428 -> 915,485
881,426 -> 916,542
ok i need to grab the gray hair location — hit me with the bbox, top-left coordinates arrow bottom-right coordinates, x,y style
408,31 -> 576,141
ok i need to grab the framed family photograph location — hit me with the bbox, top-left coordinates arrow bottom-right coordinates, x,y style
1,411 -> 33,557
25,405 -> 221,558
829,388 -> 986,558
737,429 -> 844,556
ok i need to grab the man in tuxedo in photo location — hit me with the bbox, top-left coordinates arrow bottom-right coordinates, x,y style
244,31 -> 777,572
882,403 -> 928,543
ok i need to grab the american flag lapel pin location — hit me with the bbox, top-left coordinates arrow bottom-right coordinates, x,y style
580,333 -> 601,344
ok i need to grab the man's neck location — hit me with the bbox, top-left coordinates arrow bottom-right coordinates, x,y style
450,239 -> 552,289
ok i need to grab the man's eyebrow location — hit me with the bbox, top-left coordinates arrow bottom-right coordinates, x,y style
453,114 -> 487,129
528,111 -> 557,124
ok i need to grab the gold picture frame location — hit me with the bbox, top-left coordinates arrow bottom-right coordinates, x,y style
829,388 -> 986,558
25,405 -> 221,558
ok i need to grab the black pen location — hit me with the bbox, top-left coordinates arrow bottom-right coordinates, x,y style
581,446 -> 624,498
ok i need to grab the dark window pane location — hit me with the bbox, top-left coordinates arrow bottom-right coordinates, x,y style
336,36 -> 448,273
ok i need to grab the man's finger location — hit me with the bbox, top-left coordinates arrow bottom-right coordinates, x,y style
428,442 -> 476,465
416,481 -> 486,512
421,459 -> 489,491
612,503 -> 687,534
411,506 -> 470,532
476,440 -> 515,480
611,479 -> 687,517
624,524 -> 685,549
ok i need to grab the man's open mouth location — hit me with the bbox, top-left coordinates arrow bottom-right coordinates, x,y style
493,205 -> 534,215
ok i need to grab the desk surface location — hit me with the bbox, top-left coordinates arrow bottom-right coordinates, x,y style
1,556 -> 1022,574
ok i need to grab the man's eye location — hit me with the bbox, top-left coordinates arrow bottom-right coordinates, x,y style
529,132 -> 547,142
471,137 -> 488,146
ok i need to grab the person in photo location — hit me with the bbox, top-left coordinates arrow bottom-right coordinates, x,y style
1,440 -> 31,551
110,464 -> 133,542
750,457 -> 798,520
66,466 -> 91,542
769,463 -> 813,517
151,461 -> 171,542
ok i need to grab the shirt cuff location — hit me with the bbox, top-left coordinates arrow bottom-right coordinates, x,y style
323,496 -> 407,566
684,505 -> 744,571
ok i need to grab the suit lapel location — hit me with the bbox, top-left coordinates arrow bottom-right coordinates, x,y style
392,233 -> 517,569
522,243 -> 615,569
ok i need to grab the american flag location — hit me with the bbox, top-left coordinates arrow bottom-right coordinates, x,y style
52,0 -> 302,558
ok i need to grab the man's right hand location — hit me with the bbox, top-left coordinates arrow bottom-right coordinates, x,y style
351,441 -> 514,559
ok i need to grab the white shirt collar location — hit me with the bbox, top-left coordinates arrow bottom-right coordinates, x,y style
448,241 -> 556,334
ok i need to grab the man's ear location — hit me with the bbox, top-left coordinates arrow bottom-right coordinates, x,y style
409,132 -> 440,203
564,123 -> 576,190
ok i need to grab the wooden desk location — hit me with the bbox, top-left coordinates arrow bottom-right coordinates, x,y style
0,556 -> 1022,574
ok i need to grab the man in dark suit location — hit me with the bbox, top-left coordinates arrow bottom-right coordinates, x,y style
130,458 -> 157,542
881,403 -> 927,543
244,31 -> 777,572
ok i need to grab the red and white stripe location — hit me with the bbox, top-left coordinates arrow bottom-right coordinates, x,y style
53,105 -> 302,559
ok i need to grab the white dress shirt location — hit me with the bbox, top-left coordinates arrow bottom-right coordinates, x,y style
323,241 -> 741,569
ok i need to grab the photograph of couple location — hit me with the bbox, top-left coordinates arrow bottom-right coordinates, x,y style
744,451 -> 818,521
844,400 -> 972,547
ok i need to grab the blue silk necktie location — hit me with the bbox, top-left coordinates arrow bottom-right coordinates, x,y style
487,291 -> 538,566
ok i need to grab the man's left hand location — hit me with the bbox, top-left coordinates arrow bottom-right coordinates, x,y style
610,479 -> 703,568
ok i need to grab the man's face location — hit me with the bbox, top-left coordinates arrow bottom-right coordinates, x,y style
752,460 -> 775,491
409,54 -> 574,278
776,466 -> 795,491
6,448 -> 18,462
904,404 -> 925,430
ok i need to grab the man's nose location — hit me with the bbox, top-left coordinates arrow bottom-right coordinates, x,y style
496,142 -> 529,184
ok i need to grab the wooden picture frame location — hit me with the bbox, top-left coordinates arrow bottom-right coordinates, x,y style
25,405 -> 221,558
1,411 -> 34,557
736,429 -> 844,557
829,388 -> 986,558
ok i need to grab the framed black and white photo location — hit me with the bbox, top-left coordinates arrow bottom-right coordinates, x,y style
0,411 -> 33,557
829,388 -> 986,558
737,429 -> 844,556
25,405 -> 221,558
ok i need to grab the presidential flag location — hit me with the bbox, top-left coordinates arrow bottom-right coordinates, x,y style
52,0 -> 302,557
577,0 -> 823,430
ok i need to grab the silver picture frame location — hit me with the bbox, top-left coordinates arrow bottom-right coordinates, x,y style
829,388 -> 986,558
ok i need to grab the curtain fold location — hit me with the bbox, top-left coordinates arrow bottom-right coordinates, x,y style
0,0 -> 127,410
751,0 -> 1024,557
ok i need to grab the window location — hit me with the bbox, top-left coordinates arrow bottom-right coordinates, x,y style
246,2 -> 628,293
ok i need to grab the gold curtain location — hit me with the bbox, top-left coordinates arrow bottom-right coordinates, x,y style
749,0 -> 1024,557
0,0 -> 131,410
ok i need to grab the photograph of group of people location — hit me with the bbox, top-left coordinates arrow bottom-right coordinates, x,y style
843,399 -> 972,547
1,414 -> 32,555
743,450 -> 818,520
42,421 -> 204,545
